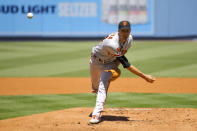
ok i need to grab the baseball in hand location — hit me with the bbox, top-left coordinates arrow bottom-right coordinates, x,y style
27,12 -> 33,19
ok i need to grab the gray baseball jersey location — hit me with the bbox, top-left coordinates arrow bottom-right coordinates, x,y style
92,32 -> 133,63
90,32 -> 134,118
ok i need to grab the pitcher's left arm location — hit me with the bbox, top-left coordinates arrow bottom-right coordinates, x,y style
117,55 -> 155,83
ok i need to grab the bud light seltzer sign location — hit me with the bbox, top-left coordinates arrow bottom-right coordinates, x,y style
0,0 -> 154,37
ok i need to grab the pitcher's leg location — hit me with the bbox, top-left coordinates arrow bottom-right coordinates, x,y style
92,70 -> 112,116
92,61 -> 120,115
90,60 -> 102,92
90,61 -> 119,124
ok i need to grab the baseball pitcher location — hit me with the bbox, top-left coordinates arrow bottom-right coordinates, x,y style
89,21 -> 155,124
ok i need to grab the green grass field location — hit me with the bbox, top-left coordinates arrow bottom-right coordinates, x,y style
0,40 -> 197,120
0,40 -> 197,77
0,93 -> 197,120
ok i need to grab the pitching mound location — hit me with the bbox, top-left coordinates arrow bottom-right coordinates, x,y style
0,108 -> 197,131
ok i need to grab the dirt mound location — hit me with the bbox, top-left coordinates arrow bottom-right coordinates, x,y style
0,78 -> 197,130
0,108 -> 197,131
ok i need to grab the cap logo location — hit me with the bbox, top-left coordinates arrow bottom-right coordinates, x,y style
123,21 -> 127,26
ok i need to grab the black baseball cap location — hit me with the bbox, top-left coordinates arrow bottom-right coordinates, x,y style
118,21 -> 131,30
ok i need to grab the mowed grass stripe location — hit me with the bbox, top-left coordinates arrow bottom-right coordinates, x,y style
0,41 -> 97,53
0,41 -> 197,77
0,41 -> 93,76
128,41 -> 197,62
0,57 -> 89,77
130,41 -> 197,51
0,41 -> 97,49
129,41 -> 185,51
152,63 -> 197,77
136,50 -> 197,72
0,44 -> 92,61
106,93 -> 197,108
50,69 -> 90,77
0,93 -> 197,120
121,50 -> 197,77
0,93 -> 96,120
0,48 -> 90,70
0,41 -> 96,60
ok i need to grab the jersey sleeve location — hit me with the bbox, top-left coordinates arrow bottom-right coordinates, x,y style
117,55 -> 131,68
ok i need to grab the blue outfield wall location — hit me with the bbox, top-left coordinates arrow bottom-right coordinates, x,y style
0,0 -> 196,37
154,0 -> 197,37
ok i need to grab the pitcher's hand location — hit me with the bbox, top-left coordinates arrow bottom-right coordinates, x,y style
144,74 -> 156,83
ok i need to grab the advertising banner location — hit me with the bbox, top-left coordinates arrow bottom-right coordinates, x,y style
0,0 -> 154,37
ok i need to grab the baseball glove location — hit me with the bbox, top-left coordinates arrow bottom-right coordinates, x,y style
105,68 -> 121,82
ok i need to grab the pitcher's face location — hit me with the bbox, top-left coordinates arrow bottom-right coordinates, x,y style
118,28 -> 131,43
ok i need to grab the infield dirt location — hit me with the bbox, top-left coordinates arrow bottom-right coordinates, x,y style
0,78 -> 197,131
0,107 -> 197,131
0,78 -> 197,95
